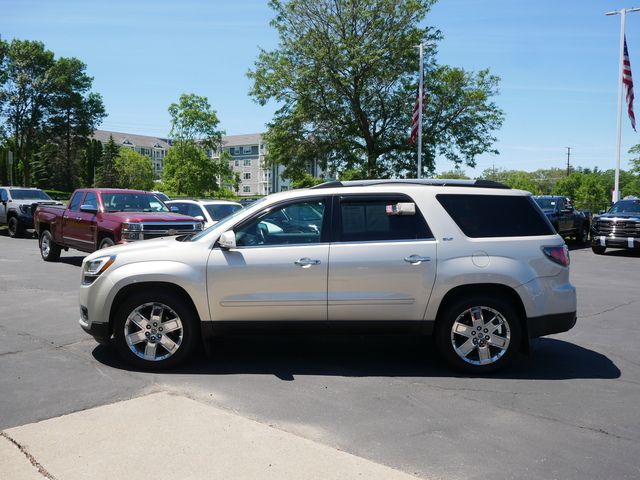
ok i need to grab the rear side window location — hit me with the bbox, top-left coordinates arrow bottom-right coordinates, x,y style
338,196 -> 432,242
437,194 -> 554,238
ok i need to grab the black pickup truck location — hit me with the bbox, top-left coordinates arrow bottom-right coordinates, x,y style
533,196 -> 591,245
590,197 -> 640,255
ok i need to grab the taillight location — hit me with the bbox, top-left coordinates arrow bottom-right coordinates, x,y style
542,245 -> 570,267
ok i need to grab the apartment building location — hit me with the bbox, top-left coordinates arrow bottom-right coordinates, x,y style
93,130 -> 169,179
93,130 -> 299,196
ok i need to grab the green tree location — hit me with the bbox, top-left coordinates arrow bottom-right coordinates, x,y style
115,148 -> 154,190
249,0 -> 504,179
291,173 -> 325,189
162,93 -> 234,196
41,57 -> 105,190
95,136 -> 120,187
436,168 -> 469,179
553,172 -> 583,199
574,175 -> 607,213
83,138 -> 103,186
0,40 -> 56,186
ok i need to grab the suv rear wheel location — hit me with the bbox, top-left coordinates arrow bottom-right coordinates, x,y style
113,291 -> 198,370
436,295 -> 522,373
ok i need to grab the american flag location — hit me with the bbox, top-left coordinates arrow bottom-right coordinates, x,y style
409,87 -> 424,144
624,36 -> 636,131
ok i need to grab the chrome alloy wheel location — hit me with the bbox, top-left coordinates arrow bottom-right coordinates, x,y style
41,233 -> 51,257
450,306 -> 511,366
124,302 -> 184,362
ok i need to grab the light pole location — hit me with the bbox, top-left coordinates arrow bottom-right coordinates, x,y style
417,42 -> 425,179
606,7 -> 640,202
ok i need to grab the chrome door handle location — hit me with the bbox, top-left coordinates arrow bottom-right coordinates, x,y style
404,255 -> 431,264
295,258 -> 321,267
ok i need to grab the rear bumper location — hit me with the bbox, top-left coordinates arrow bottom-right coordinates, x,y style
527,311 -> 577,338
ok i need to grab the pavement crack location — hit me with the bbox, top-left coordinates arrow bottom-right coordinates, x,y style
1,431 -> 58,480
580,299 -> 640,319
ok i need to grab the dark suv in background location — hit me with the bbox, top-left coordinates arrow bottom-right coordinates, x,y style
591,197 -> 640,254
0,186 -> 62,238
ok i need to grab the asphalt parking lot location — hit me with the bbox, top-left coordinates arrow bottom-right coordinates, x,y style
1,229 -> 639,480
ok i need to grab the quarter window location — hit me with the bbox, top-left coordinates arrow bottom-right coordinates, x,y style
436,194 -> 555,238
338,197 -> 432,242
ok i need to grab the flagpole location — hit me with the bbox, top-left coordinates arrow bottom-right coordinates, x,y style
607,7 -> 640,202
417,43 -> 424,179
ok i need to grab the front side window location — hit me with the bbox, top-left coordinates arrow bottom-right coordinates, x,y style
338,196 -> 432,242
235,199 -> 326,247
437,194 -> 555,238
68,192 -> 84,212
83,192 -> 98,210
0,189 -> 7,202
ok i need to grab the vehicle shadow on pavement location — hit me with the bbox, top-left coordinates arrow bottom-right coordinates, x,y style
92,335 -> 620,381
59,256 -> 85,267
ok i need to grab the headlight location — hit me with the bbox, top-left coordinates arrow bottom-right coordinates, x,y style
82,255 -> 116,285
19,204 -> 32,214
122,222 -> 142,232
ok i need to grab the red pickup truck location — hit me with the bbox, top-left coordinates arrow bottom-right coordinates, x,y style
34,188 -> 202,261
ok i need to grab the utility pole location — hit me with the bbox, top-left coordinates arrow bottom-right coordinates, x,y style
606,7 -> 640,202
566,147 -> 572,176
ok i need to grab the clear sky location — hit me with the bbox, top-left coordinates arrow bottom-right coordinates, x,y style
1,0 -> 639,177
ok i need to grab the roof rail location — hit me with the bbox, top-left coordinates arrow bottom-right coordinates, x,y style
311,179 -> 510,189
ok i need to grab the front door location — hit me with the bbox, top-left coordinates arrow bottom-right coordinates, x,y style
61,191 -> 87,249
328,194 -> 437,321
207,197 -> 330,322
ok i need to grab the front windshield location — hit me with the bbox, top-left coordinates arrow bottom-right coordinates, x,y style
102,193 -> 168,212
534,197 -> 556,209
204,203 -> 243,221
190,197 -> 269,241
608,199 -> 640,215
10,189 -> 52,201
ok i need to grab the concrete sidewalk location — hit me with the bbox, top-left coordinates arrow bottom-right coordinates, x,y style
1,392 -> 424,480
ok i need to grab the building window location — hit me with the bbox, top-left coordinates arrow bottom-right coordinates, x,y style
243,186 -> 251,193
244,159 -> 251,166
234,147 -> 242,155
243,172 -> 251,180
243,146 -> 252,154
235,160 -> 239,167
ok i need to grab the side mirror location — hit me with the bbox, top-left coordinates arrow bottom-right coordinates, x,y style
80,204 -> 98,214
218,230 -> 236,249
170,206 -> 179,213
194,215 -> 205,222
599,210 -> 606,215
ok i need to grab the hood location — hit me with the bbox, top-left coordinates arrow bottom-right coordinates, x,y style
597,213 -> 640,221
85,235 -> 180,261
103,211 -> 198,223
12,199 -> 62,207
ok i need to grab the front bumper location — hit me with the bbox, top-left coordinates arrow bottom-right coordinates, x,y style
527,311 -> 577,338
591,234 -> 640,250
17,212 -> 35,228
79,316 -> 110,342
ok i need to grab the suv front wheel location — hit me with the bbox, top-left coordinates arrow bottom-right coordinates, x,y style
436,295 -> 522,374
113,291 -> 199,370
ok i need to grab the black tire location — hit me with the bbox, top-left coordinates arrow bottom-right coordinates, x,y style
592,245 -> 606,255
39,229 -> 61,262
435,295 -> 522,374
8,216 -> 24,238
113,290 -> 199,370
99,237 -> 115,249
576,225 -> 589,245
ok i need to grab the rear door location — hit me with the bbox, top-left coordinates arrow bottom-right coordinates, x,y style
61,191 -> 87,249
327,194 -> 437,322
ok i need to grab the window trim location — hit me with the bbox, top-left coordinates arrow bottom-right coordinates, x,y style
219,195 -> 332,248
332,193 -> 434,243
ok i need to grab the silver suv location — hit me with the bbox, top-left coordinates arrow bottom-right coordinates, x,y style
79,179 -> 576,373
